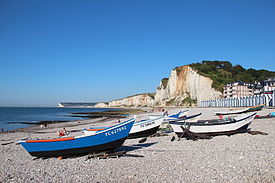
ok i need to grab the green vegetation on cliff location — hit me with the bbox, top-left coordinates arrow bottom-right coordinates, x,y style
125,93 -> 155,100
182,92 -> 197,106
157,78 -> 169,90
161,78 -> 169,89
189,61 -> 275,92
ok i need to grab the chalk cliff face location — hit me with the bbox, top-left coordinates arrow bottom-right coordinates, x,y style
154,65 -> 222,106
95,102 -> 109,108
108,93 -> 155,107
95,65 -> 222,107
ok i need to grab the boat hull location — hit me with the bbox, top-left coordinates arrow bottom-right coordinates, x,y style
19,119 -> 135,157
127,126 -> 160,139
127,117 -> 164,138
174,124 -> 250,137
28,137 -> 127,157
248,104 -> 264,112
215,108 -> 249,115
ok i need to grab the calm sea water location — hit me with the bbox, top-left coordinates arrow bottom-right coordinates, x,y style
0,107 -> 114,131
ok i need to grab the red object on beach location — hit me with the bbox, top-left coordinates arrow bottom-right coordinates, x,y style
57,128 -> 67,136
219,115 -> 223,119
255,115 -> 260,118
59,131 -> 65,136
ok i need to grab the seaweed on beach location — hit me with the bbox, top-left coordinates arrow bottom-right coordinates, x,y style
70,108 -> 146,118
68,114 -> 126,119
6,120 -> 69,125
71,108 -> 145,115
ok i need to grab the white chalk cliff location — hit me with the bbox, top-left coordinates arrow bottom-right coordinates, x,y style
95,102 -> 109,108
96,65 -> 222,107
108,93 -> 155,107
154,65 -> 222,106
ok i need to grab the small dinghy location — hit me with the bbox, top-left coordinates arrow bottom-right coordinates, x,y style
169,112 -> 257,137
18,118 -> 135,157
83,116 -> 165,139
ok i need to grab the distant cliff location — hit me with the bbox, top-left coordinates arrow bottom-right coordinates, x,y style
108,93 -> 155,107
95,93 -> 155,108
96,64 -> 223,107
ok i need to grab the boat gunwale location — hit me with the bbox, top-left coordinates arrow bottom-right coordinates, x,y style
86,128 -> 106,131
215,108 -> 249,115
149,110 -> 188,118
75,118 -> 135,138
174,113 -> 202,121
25,137 -> 75,143
133,116 -> 164,126
170,112 -> 256,126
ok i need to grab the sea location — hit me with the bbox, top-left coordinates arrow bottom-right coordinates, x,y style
0,107 -> 114,131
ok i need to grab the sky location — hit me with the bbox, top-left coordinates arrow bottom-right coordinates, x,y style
0,0 -> 275,107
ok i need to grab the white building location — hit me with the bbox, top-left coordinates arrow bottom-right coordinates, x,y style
223,82 -> 254,98
253,82 -> 264,95
263,77 -> 275,93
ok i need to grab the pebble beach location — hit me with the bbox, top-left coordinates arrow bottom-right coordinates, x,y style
0,107 -> 274,183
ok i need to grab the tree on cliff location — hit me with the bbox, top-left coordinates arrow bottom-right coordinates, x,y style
189,61 -> 275,92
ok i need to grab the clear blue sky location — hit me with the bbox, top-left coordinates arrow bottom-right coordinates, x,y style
0,0 -> 274,107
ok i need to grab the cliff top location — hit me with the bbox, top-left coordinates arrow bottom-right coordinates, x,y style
186,61 -> 275,92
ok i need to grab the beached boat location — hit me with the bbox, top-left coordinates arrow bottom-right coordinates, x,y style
83,116 -> 165,139
215,108 -> 249,115
247,104 -> 264,112
216,104 -> 264,116
128,116 -> 164,138
149,110 -> 189,121
169,112 -> 257,137
174,113 -> 202,123
166,113 -> 202,133
18,118 -> 135,157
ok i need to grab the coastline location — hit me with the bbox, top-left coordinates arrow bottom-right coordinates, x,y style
0,107 -> 274,182
0,108 -> 146,133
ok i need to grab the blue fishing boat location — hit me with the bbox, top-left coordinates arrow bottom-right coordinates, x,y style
18,118 -> 135,157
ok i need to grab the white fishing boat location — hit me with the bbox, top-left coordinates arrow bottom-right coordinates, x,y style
169,112 -> 257,137
149,110 -> 189,121
127,116 -> 165,138
167,113 -> 202,133
83,116 -> 165,139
